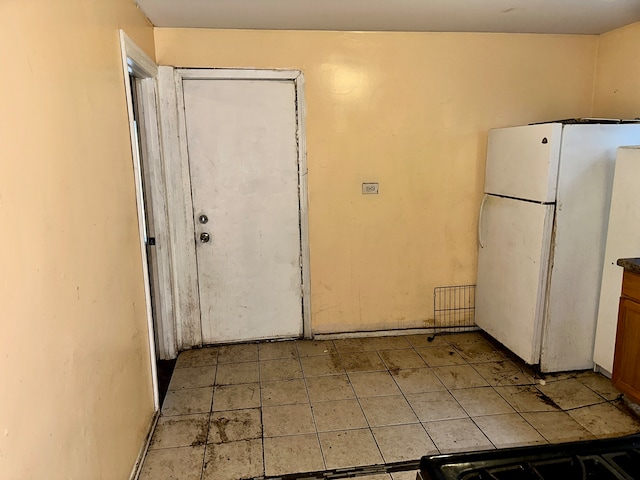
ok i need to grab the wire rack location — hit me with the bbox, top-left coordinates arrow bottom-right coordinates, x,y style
430,284 -> 477,338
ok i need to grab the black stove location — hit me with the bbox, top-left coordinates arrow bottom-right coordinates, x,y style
417,435 -> 640,480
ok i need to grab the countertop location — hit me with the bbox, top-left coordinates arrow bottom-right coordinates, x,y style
617,258 -> 640,274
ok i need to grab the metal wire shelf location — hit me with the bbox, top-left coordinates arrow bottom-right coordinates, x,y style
429,284 -> 477,339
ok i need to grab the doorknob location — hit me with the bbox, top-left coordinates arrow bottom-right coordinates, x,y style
199,214 -> 208,224
200,232 -> 211,243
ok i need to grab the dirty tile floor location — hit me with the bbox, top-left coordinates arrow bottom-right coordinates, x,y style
139,331 -> 640,480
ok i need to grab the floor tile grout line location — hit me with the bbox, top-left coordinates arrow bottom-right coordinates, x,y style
198,345 -> 220,480
384,347 -> 444,455
258,344 -> 267,478
297,339 -> 329,474
340,350 -> 388,465
372,343 -> 441,461
447,343 -> 539,450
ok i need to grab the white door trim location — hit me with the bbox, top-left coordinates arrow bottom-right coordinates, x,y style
119,30 -> 162,410
157,67 -> 203,350
159,68 -> 312,346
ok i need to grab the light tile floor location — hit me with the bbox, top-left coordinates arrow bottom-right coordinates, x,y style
140,331 -> 640,480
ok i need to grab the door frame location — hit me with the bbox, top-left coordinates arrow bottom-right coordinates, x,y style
157,67 -> 312,350
119,30 -> 166,409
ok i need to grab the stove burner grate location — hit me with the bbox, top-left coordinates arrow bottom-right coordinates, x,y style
419,435 -> 640,480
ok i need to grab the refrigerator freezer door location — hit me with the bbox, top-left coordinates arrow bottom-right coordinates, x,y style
594,146 -> 640,374
485,123 -> 562,203
476,195 -> 554,364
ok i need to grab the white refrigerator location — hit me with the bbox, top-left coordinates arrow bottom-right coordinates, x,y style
594,146 -> 640,375
476,122 -> 640,373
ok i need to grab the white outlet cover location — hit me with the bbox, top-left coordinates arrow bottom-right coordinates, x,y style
362,182 -> 379,194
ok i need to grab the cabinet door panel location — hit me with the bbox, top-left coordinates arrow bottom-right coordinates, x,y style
613,298 -> 640,404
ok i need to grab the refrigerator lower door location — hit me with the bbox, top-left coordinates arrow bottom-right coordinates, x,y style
476,195 -> 554,364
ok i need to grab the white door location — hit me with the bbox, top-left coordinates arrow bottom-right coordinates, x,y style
485,123 -> 562,202
476,195 -> 554,364
181,78 -> 303,344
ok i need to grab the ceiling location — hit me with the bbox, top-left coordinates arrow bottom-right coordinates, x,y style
136,0 -> 640,35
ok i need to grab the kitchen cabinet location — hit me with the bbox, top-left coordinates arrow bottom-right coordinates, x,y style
612,267 -> 640,404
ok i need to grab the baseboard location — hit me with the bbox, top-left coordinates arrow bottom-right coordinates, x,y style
129,410 -> 160,480
313,326 -> 478,340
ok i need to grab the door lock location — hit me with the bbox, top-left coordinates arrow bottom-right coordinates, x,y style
199,214 -> 209,224
200,232 -> 211,243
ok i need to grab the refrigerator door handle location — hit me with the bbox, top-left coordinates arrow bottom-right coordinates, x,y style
478,194 -> 489,248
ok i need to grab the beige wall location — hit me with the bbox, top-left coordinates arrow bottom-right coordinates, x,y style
0,1 -> 155,478
593,21 -> 640,118
155,29 -> 597,333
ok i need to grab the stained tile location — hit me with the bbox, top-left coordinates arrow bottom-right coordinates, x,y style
432,365 -> 489,389
306,374 -> 355,402
217,344 -> 258,364
423,418 -> 494,453
175,347 -> 218,368
405,334 -> 450,348
208,408 -> 262,443
378,349 -> 427,370
371,424 -> 437,462
451,387 -> 515,416
444,332 -> 490,348
202,439 -> 262,480
494,386 -> 558,413
263,403 -> 316,436
162,387 -> 213,416
300,354 -> 345,376
333,337 -> 377,353
340,351 -> 386,372
212,384 -> 260,411
454,341 -> 505,364
261,378 -> 309,406
366,335 -> 412,351
473,413 -> 546,448
296,339 -> 337,357
359,395 -> 419,426
471,361 -> 535,386
258,341 -> 298,360
150,414 -> 210,449
521,412 -> 594,443
168,365 -> 216,390
264,434 -> 325,476
576,372 -> 623,401
215,362 -> 259,385
415,347 -> 466,367
139,445 -> 205,480
536,378 -> 605,410
260,358 -> 303,381
406,391 -> 468,422
349,371 -> 401,397
390,368 -> 446,395
319,429 -> 383,469
312,398 -> 368,431
568,402 -> 640,438
540,371 -> 580,383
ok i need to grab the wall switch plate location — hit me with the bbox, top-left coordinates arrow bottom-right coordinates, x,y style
362,182 -> 379,194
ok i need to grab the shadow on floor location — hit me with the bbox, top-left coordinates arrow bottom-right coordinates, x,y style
156,359 -> 176,405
